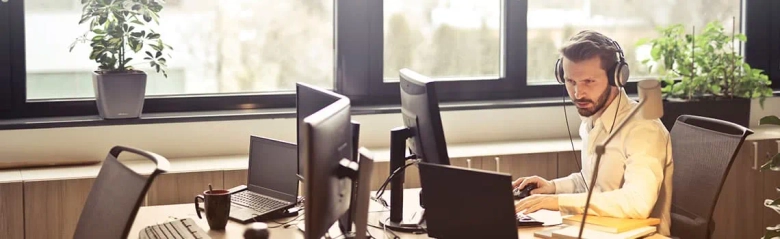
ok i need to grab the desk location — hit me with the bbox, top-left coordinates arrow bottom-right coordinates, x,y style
129,189 -> 668,239
130,203 -> 547,239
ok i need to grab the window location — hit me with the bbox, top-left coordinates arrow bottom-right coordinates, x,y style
527,0 -> 743,84
24,0 -> 333,100
0,0 -> 769,120
338,0 -> 531,104
382,0 -> 500,81
745,0 -> 780,90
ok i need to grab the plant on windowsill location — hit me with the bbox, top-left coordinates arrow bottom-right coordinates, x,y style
759,115 -> 780,239
70,0 -> 173,119
636,19 -> 773,129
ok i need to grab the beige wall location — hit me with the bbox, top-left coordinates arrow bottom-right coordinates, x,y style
0,95 -> 774,164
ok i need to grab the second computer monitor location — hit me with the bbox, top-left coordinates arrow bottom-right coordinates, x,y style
399,68 -> 450,165
301,98 -> 354,239
296,82 -> 342,176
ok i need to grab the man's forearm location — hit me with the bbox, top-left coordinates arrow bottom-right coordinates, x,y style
551,172 -> 588,194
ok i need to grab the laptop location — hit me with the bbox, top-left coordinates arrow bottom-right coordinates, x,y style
226,136 -> 300,223
419,162 -> 519,239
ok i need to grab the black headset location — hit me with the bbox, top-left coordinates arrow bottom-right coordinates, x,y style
554,39 -> 630,88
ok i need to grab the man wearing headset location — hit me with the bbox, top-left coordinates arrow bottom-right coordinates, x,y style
513,30 -> 673,236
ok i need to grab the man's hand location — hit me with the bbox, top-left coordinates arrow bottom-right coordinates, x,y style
515,194 -> 559,213
512,175 -> 555,195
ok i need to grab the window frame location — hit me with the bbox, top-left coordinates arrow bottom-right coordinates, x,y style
0,0 -> 13,111
744,0 -> 778,90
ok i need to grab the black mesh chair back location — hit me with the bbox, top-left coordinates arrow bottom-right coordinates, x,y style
669,115 -> 752,239
73,146 -> 170,239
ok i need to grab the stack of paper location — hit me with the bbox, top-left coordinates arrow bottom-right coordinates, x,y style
562,215 -> 660,233
549,225 -> 656,239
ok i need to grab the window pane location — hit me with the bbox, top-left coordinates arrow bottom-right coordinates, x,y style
527,0 -> 742,84
383,0 -> 501,81
25,0 -> 333,100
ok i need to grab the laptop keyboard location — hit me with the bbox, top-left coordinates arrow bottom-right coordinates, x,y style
232,191 -> 288,212
139,218 -> 210,239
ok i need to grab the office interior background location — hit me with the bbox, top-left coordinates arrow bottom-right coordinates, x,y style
5,0 -> 776,161
1,0 -> 780,238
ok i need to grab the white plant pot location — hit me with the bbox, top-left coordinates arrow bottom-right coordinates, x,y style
92,71 -> 147,119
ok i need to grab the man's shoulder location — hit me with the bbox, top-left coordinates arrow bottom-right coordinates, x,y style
623,117 -> 669,136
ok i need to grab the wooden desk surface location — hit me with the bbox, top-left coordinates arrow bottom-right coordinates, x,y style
130,188 -> 668,239
130,204 -> 549,239
130,206 -> 668,239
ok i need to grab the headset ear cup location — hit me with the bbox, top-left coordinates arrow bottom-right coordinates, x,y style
555,58 -> 564,84
607,63 -> 617,87
615,62 -> 630,87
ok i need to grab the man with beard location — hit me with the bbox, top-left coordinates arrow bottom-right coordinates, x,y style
513,30 -> 673,236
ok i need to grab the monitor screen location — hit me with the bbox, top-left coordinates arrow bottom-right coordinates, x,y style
247,136 -> 298,203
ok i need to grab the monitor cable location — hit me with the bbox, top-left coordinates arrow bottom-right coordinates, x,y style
371,155 -> 418,206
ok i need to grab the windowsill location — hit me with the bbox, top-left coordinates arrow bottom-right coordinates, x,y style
1,91 -> 775,131
0,96 -> 572,130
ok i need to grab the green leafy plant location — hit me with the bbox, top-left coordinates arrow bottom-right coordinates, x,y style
637,20 -> 772,106
70,0 -> 172,77
760,115 -> 780,239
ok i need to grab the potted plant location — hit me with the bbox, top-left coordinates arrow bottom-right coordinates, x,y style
637,19 -> 773,129
70,0 -> 172,119
759,115 -> 780,238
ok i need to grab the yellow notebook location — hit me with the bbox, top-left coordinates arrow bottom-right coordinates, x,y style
562,215 -> 660,233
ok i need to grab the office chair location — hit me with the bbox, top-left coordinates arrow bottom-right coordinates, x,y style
73,145 -> 170,239
669,115 -> 753,239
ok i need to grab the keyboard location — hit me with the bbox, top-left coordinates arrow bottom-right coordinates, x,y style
139,218 -> 210,239
232,191 -> 289,212
516,212 -> 544,227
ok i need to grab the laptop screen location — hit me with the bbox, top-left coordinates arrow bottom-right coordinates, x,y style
248,136 -> 298,202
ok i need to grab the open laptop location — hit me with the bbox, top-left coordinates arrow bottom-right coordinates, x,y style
226,136 -> 300,223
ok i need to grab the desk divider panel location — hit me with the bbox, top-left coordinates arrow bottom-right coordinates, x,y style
0,182 -> 24,239
557,151 -> 581,178
23,178 -> 95,239
145,171 -> 224,206
223,169 -> 249,190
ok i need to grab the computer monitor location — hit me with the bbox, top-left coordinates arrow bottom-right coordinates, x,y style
399,68 -> 450,165
381,68 -> 451,232
296,82 -> 342,177
301,97 -> 355,239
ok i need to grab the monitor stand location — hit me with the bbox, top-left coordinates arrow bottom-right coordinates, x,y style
378,208 -> 427,232
377,126 -> 427,233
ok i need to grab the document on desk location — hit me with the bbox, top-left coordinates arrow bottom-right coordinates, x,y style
527,209 -> 563,226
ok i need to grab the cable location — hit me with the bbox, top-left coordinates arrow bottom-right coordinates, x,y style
608,87 -> 621,134
267,211 -> 305,229
368,224 -> 399,239
373,157 -> 419,200
563,86 -> 586,190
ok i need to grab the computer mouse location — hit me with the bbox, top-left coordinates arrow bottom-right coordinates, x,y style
513,184 -> 537,200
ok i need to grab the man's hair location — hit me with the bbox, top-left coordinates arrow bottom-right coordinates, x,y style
559,30 -> 619,73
